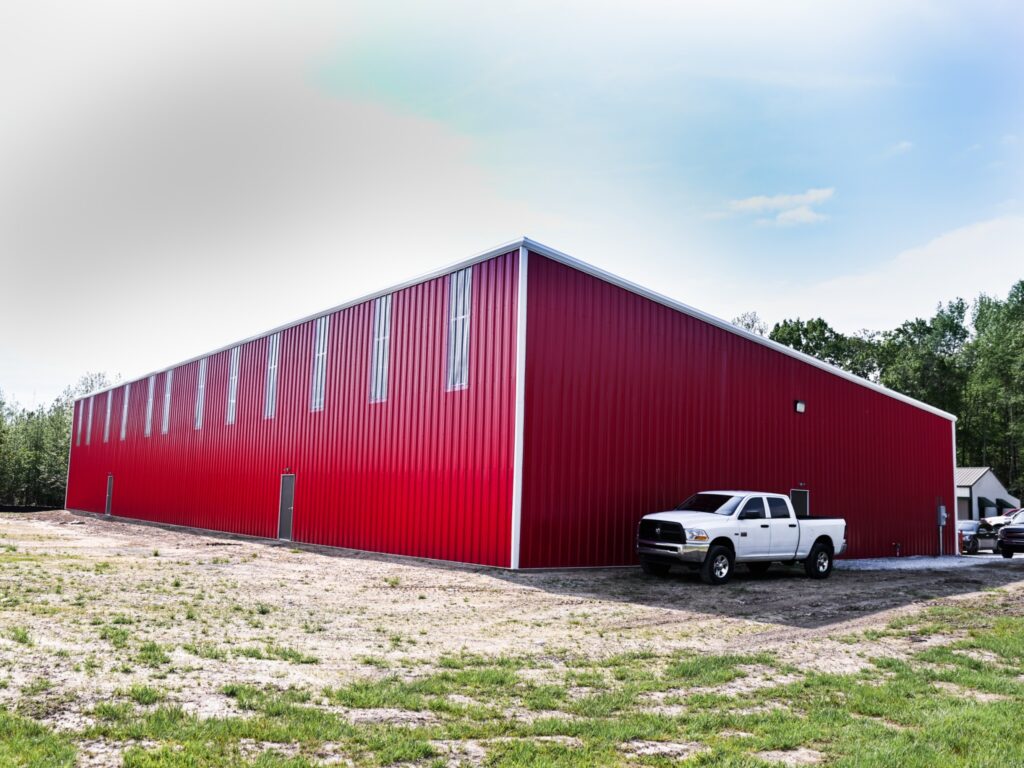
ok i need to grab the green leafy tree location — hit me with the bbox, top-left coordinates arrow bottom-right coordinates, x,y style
0,373 -> 113,507
768,318 -> 879,379
731,311 -> 768,336
875,299 -> 970,419
961,283 -> 1024,496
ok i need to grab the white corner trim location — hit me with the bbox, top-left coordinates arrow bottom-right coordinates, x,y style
951,419 -> 959,555
510,246 -> 529,569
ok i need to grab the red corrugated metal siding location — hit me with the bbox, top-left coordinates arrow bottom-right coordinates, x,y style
66,251 -> 519,566
520,254 -> 956,567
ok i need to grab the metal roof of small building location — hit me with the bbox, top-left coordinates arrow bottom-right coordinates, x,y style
955,467 -> 991,487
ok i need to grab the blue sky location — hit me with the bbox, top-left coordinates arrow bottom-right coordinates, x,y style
315,2 -> 1022,279
1,1 -> 1022,405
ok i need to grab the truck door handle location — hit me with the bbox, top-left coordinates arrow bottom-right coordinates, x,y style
760,524 -> 769,528
788,524 -> 796,528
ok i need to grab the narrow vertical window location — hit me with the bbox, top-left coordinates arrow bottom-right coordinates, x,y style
370,295 -> 392,402
144,375 -> 155,437
226,346 -> 240,425
120,383 -> 131,441
194,358 -> 207,430
161,370 -> 173,434
75,401 -> 83,446
264,333 -> 280,420
86,396 -> 94,445
310,316 -> 329,412
446,267 -> 472,390
103,391 -> 112,443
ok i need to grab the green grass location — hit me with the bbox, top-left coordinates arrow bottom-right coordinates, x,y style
235,645 -> 319,665
8,625 -> 32,645
3,550 -> 1023,768
137,641 -> 170,667
0,709 -> 76,767
183,642 -> 227,661
126,685 -> 166,706
99,624 -> 131,648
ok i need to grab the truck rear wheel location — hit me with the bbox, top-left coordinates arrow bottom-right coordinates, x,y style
640,559 -> 672,576
700,545 -> 734,585
805,542 -> 834,579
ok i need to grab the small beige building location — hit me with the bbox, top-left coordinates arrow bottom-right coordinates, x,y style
955,467 -> 1020,520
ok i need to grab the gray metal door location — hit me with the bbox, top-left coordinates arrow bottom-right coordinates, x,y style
278,474 -> 295,540
105,475 -> 114,516
790,489 -> 809,518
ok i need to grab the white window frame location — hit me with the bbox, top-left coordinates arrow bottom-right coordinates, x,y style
194,358 -> 207,430
103,391 -> 112,443
161,370 -> 173,434
370,295 -> 392,403
310,316 -> 329,412
446,267 -> 472,390
264,333 -> 280,420
85,397 -> 94,446
120,383 -> 131,441
226,346 -> 240,425
144,375 -> 155,437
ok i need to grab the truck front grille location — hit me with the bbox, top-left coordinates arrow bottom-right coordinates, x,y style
638,520 -> 684,544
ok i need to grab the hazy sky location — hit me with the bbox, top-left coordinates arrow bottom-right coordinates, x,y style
2,1 -> 1022,406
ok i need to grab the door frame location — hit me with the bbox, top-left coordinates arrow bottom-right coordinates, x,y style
277,473 -> 295,541
104,474 -> 114,517
790,488 -> 810,518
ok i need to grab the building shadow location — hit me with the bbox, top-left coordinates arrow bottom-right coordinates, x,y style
487,559 -> 1024,630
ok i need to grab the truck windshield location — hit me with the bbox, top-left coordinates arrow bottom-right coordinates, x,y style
675,494 -> 742,516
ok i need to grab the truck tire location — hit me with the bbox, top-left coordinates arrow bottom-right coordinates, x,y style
965,538 -> 979,555
747,562 -> 771,576
1002,549 -> 1014,559
701,545 -> 734,585
805,542 -> 834,579
640,559 -> 671,576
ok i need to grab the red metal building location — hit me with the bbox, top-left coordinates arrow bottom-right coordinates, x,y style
67,239 -> 957,567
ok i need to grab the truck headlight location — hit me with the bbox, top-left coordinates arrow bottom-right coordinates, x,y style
686,529 -> 709,542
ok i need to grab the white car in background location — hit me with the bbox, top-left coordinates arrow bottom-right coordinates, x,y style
637,491 -> 847,585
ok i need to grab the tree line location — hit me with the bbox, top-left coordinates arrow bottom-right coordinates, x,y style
735,280 -> 1024,498
0,373 -> 112,507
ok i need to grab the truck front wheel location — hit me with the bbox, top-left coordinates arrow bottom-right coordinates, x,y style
804,542 -> 834,579
700,545 -> 734,585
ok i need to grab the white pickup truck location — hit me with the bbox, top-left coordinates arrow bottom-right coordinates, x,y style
636,491 -> 846,585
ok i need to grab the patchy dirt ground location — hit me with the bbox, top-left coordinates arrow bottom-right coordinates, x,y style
2,510 -> 1024,767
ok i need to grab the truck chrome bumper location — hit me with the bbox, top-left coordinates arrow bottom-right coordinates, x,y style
637,538 -> 709,563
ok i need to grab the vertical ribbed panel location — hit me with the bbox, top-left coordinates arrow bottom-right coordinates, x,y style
520,254 -> 956,567
65,251 -> 519,566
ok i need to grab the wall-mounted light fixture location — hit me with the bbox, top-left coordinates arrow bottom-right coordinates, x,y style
794,400 -> 806,414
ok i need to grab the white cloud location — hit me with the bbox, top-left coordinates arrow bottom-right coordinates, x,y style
886,140 -> 914,155
729,187 -> 834,213
746,215 -> 1024,332
726,187 -> 834,226
775,205 -> 828,226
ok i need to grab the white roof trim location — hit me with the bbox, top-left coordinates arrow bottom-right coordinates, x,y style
75,236 -> 957,422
